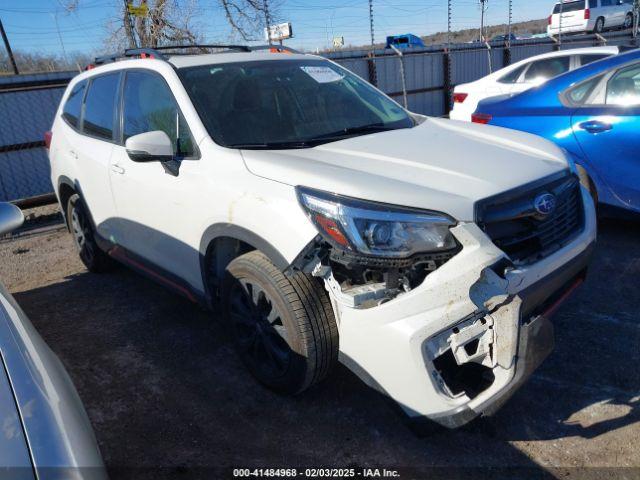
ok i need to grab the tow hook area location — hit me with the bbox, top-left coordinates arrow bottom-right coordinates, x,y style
449,316 -> 494,367
426,314 -> 497,399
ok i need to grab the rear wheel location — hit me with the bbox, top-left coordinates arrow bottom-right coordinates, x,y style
222,250 -> 338,394
593,17 -> 605,33
67,194 -> 114,273
624,13 -> 633,30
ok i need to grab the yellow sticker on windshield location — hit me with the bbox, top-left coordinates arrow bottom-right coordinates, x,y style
300,66 -> 344,83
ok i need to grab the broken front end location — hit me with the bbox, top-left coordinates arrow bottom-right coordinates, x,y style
294,176 -> 596,428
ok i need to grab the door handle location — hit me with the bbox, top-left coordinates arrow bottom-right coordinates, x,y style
69,150 -> 78,160
111,164 -> 125,175
579,120 -> 613,134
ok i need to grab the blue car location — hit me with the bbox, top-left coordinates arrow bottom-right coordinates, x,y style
473,48 -> 640,216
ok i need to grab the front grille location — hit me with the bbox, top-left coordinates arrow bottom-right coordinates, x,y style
476,173 -> 584,265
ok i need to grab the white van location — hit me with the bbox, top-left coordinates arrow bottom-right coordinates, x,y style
547,0 -> 634,35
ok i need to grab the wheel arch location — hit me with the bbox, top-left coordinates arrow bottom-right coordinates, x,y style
57,176 -> 77,228
199,223 -> 291,304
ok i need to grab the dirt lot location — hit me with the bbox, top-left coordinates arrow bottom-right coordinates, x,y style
0,207 -> 639,480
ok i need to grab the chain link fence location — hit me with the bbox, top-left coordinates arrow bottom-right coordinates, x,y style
0,71 -> 75,204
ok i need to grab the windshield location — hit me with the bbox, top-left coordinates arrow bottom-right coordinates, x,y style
179,59 -> 415,149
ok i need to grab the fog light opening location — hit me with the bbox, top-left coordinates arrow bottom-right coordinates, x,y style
432,350 -> 495,400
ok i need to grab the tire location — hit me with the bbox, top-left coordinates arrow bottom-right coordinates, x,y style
624,13 -> 633,30
576,164 -> 598,205
67,194 -> 115,273
222,250 -> 339,394
593,17 -> 605,33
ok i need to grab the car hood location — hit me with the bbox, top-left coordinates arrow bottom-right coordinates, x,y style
241,117 -> 570,221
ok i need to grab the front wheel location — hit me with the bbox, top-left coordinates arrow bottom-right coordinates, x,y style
624,13 -> 633,30
222,251 -> 339,394
67,194 -> 115,273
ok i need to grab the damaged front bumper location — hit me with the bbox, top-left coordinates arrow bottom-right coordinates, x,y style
325,189 -> 597,428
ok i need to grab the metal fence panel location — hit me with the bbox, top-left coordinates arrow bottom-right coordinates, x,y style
407,91 -> 444,117
0,88 -> 65,146
0,148 -> 52,202
510,43 -> 556,63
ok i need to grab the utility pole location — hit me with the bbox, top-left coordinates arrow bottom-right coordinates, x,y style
559,0 -> 563,45
122,0 -> 138,48
368,0 -> 375,51
0,18 -> 19,75
447,0 -> 452,48
264,0 -> 272,45
479,0 -> 489,42
507,0 -> 512,44
367,0 -> 377,86
634,0 -> 640,40
444,0 -> 453,115
504,0 -> 513,66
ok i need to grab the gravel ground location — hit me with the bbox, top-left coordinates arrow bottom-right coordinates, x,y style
0,207 -> 638,480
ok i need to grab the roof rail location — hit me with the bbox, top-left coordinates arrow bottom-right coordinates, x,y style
89,43 -> 303,69
153,44 -> 251,54
250,45 -> 301,54
93,48 -> 167,66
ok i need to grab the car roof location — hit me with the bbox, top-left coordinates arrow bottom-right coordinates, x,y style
464,45 -> 620,86
167,51 -> 320,69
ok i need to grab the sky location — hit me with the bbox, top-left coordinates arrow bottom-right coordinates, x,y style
0,0 -> 553,56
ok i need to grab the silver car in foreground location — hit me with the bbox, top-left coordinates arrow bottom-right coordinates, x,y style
0,203 -> 106,480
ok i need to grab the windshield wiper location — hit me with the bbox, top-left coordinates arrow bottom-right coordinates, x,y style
227,124 -> 400,150
305,124 -> 399,143
228,141 -> 312,150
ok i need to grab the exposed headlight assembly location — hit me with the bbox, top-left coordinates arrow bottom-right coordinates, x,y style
297,187 -> 457,258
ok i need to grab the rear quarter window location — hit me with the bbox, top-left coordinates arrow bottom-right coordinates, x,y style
83,73 -> 121,141
498,64 -> 528,84
579,54 -> 611,66
62,80 -> 87,129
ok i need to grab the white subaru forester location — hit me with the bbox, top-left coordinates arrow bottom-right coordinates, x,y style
48,45 -> 596,430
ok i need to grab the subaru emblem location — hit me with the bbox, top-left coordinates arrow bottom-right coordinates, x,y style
533,193 -> 557,216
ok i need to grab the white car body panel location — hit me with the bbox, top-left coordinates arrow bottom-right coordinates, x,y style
450,46 -> 619,122
49,52 -> 597,428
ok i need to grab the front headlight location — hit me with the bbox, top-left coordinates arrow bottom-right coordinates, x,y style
297,187 -> 457,258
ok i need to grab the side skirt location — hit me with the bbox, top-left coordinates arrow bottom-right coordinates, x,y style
93,233 -> 208,308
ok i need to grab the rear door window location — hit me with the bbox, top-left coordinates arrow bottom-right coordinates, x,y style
83,73 -> 121,141
62,80 -> 87,129
523,56 -> 571,82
